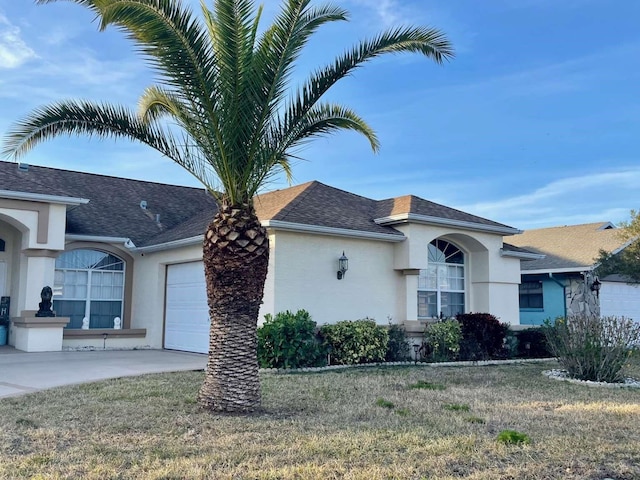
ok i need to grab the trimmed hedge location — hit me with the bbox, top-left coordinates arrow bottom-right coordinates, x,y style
320,319 -> 389,365
257,310 -> 326,369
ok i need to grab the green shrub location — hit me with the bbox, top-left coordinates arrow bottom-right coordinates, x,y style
424,319 -> 462,362
320,319 -> 388,365
375,398 -> 395,409
515,327 -> 551,358
257,310 -> 326,369
385,323 -> 411,362
496,430 -> 531,445
456,313 -> 509,361
543,315 -> 640,383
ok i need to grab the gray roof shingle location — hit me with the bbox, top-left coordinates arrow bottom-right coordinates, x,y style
508,222 -> 628,271
375,195 -> 515,230
1,163 -> 517,248
0,161 -> 217,246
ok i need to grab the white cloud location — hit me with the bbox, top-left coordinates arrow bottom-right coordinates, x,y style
459,168 -> 640,229
0,13 -> 37,69
347,0 -> 407,27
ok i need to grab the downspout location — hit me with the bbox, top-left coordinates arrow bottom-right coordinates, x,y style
548,273 -> 567,319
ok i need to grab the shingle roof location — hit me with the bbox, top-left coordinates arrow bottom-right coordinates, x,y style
375,194 -> 515,230
0,161 -> 217,247
0,162 -> 516,248
508,222 -> 628,271
254,181 -> 404,236
502,243 -> 536,255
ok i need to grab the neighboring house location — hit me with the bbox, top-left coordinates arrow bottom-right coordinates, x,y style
509,222 -> 639,325
0,161 -> 529,352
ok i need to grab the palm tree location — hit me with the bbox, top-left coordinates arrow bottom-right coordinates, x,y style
2,0 -> 453,413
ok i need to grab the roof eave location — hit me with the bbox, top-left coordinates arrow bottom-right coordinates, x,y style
374,213 -> 521,236
65,234 -> 135,248
0,189 -> 89,206
133,235 -> 203,254
500,249 -> 546,260
522,266 -> 594,274
262,220 -> 406,242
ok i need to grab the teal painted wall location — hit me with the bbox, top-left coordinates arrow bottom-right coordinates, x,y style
519,278 -> 566,326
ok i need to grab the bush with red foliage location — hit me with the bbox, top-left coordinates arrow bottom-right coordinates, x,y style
456,313 -> 509,361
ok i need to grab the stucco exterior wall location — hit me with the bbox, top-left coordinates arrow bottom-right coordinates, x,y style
390,224 -> 522,324
0,200 -> 68,315
0,200 -> 67,250
266,231 -> 400,325
58,222 -> 524,351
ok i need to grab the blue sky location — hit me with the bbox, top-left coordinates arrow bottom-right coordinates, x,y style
0,0 -> 639,229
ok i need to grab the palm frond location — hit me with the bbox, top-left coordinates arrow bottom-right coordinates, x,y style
1,100 -> 214,188
84,1 -> 217,114
21,0 -> 453,208
247,2 -> 347,154
288,26 -> 454,123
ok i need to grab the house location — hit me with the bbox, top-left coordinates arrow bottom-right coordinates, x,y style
0,160 -> 530,352
508,222 -> 639,325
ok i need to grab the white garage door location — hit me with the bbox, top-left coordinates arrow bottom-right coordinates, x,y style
600,281 -> 640,323
164,262 -> 209,353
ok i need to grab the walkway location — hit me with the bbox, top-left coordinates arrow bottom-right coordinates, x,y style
0,347 -> 206,398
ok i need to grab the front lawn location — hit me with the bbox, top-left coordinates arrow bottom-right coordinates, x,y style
1,360 -> 639,479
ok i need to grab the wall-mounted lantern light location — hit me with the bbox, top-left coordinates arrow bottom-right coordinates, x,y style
590,277 -> 602,297
337,251 -> 348,280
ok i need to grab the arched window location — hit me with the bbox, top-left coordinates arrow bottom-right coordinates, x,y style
0,238 -> 5,252
418,239 -> 465,319
54,250 -> 125,329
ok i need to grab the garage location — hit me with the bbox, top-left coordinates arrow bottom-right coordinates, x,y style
164,262 -> 209,353
600,280 -> 640,323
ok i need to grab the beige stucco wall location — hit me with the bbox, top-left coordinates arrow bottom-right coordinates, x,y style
392,223 -> 522,325
0,200 -> 68,315
264,230 -> 400,325
128,223 -> 523,352
0,201 -> 67,250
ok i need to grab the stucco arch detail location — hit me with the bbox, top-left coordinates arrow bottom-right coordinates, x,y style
435,232 -> 490,254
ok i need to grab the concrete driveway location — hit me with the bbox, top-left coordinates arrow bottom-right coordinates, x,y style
0,347 -> 206,398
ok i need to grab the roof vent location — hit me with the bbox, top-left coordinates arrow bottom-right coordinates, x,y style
140,200 -> 147,210
18,163 -> 29,172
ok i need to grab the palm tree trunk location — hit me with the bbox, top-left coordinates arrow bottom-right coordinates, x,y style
197,203 -> 269,412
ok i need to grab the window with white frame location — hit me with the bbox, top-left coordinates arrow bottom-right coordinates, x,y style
54,250 -> 125,329
519,281 -> 543,309
418,239 -> 465,319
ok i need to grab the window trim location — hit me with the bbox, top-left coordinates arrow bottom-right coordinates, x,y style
56,243 -> 134,329
418,239 -> 466,320
519,280 -> 544,310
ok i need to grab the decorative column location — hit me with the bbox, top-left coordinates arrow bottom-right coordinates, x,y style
20,249 -> 57,312
399,269 -> 423,342
11,249 -> 69,352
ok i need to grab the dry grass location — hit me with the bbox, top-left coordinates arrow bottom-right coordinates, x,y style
1,359 -> 639,479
